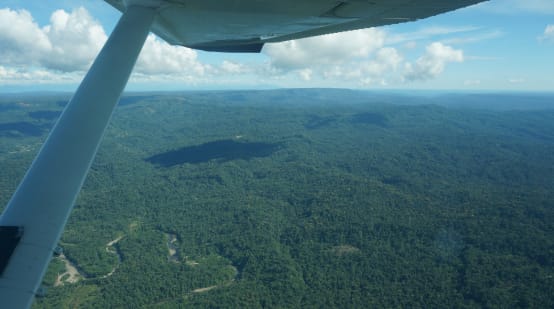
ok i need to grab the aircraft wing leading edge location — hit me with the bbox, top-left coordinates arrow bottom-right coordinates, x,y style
0,0 -> 486,308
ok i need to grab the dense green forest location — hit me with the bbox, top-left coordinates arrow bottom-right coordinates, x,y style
0,89 -> 552,308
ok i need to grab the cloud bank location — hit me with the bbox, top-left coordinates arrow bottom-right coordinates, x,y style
404,42 -> 463,81
0,7 -> 466,88
263,30 -> 463,85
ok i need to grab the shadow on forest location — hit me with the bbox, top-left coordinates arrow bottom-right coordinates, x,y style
351,112 -> 389,127
0,103 -> 18,112
118,95 -> 157,107
54,96 -> 156,108
304,115 -> 337,130
28,110 -> 62,120
0,121 -> 48,137
146,139 -> 280,167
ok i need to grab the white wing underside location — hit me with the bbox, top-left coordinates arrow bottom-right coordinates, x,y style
108,0 -> 484,52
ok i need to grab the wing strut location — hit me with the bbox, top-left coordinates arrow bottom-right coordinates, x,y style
0,5 -> 156,308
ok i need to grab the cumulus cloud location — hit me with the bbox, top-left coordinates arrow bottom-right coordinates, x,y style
0,8 -> 52,67
262,28 -> 411,85
43,8 -> 107,71
298,69 -> 313,81
261,28 -> 465,86
219,60 -> 250,74
136,34 -> 206,75
263,28 -> 385,70
404,42 -> 463,81
320,47 -> 403,85
1,7 -> 466,88
0,8 -> 106,72
0,65 -> 81,84
363,47 -> 403,76
539,24 -> 554,42
0,7 -> 210,85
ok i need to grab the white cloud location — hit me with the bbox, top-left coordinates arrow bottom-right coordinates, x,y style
0,7 -> 467,88
539,24 -> 554,42
0,65 -> 81,84
302,46 -> 403,85
363,47 -> 403,76
262,29 -> 410,86
464,79 -> 481,86
324,47 -> 403,85
136,34 -> 206,75
43,8 -> 107,71
508,78 -> 525,84
0,8 -> 106,72
0,8 -> 53,67
298,69 -> 312,81
404,42 -> 463,81
0,7 -> 209,85
261,28 -> 467,86
263,28 -> 385,70
220,60 -> 249,74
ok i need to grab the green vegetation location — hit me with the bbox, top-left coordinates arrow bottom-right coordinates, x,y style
1,89 -> 553,308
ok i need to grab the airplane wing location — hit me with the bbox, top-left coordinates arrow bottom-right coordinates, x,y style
0,1 -> 486,308
107,0 -> 485,52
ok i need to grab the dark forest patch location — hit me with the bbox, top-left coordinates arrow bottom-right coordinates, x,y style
351,112 -> 389,127
223,93 -> 247,102
304,115 -> 337,130
146,139 -> 280,167
28,110 -> 62,120
0,121 -> 48,137
0,103 -> 18,112
118,95 -> 157,107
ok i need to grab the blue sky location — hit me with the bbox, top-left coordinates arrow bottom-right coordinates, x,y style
0,0 -> 553,92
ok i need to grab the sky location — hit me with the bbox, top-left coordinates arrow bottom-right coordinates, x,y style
0,0 -> 553,92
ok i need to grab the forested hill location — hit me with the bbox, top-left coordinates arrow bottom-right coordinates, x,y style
0,90 -> 552,308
